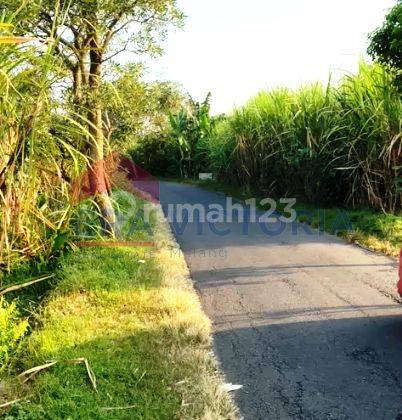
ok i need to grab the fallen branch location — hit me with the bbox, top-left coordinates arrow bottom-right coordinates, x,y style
101,405 -> 136,411
18,361 -> 58,384
17,358 -> 97,392
0,398 -> 24,409
0,274 -> 55,296
70,358 -> 97,392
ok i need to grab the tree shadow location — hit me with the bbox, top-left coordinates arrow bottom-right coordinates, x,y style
212,314 -> 402,420
193,264 -> 395,290
10,326 -> 216,420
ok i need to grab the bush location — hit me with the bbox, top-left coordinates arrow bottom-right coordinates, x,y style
129,134 -> 182,177
0,298 -> 28,373
129,94 -> 217,179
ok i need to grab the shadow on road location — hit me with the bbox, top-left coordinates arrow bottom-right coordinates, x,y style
213,314 -> 402,419
159,182 -> 402,419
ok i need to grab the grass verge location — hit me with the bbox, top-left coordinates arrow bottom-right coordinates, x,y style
175,178 -> 401,258
1,194 -> 236,419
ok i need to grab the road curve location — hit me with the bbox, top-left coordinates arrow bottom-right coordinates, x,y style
159,182 -> 402,420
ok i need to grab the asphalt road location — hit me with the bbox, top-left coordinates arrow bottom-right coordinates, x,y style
159,182 -> 402,420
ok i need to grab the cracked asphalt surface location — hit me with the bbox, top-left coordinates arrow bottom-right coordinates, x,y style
160,182 -> 402,420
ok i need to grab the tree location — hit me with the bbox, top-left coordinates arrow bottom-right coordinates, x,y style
368,1 -> 402,87
5,0 -> 182,235
105,63 -> 185,150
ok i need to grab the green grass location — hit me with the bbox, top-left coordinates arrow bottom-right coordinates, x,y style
1,194 -> 236,419
179,178 -> 401,258
291,203 -> 402,257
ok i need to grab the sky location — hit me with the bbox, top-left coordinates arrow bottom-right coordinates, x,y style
141,0 -> 397,115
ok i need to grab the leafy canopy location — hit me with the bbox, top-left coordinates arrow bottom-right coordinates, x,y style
106,63 -> 185,149
4,0 -> 183,67
368,1 -> 402,79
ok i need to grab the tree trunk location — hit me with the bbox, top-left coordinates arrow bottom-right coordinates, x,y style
87,35 -> 118,236
72,63 -> 82,102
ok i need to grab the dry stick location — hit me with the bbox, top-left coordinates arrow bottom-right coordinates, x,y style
70,358 -> 97,392
101,405 -> 136,411
0,274 -> 55,296
0,398 -> 24,409
18,358 -> 97,391
18,361 -> 58,384
83,359 -> 97,392
23,371 -> 43,384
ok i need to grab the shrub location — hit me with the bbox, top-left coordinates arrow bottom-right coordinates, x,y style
0,298 -> 28,373
129,134 -> 182,177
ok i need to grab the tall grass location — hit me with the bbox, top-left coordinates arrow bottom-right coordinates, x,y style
337,64 -> 401,211
207,63 -> 401,213
0,17 -> 82,273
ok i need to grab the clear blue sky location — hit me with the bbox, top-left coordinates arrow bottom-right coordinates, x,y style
143,0 -> 396,114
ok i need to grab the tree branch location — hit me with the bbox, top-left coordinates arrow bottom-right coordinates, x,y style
102,39 -> 130,62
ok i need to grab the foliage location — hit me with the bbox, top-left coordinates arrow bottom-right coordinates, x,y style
6,0 -> 183,71
7,0 -> 183,133
4,197 -> 236,419
0,297 -> 28,373
336,63 -> 401,211
129,133 -> 181,177
4,0 -> 183,237
0,16 -> 82,271
206,63 -> 401,212
105,63 -> 185,151
0,0 -> 184,267
128,93 -> 216,178
168,93 -> 215,178
368,1 -> 402,87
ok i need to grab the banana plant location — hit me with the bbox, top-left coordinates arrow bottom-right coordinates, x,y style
168,93 -> 214,178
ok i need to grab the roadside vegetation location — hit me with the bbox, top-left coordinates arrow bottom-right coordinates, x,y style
0,1 -> 235,417
1,193 -> 236,419
134,63 -> 402,257
138,62 -> 401,214
207,62 -> 400,213
181,179 -> 401,257
0,0 -> 400,417
132,3 -> 402,257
